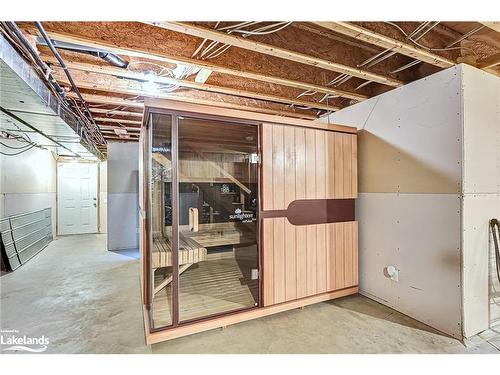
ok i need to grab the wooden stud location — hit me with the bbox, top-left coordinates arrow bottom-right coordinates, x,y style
313,22 -> 454,69
48,60 -> 341,112
31,28 -> 368,102
148,22 -> 403,87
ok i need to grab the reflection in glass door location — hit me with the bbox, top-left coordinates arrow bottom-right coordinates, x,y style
177,116 -> 259,322
149,113 -> 259,329
150,113 -> 174,329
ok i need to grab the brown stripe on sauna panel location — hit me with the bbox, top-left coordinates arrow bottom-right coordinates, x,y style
260,199 -> 355,225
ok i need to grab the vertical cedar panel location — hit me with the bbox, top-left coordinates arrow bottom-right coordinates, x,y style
284,126 -> 296,208
296,225 -> 307,299
351,135 -> 358,198
263,218 -> 274,306
261,124 -> 358,305
353,222 -> 359,285
335,223 -> 345,289
284,220 -> 297,301
306,225 -> 317,296
327,132 -> 336,199
305,129 -> 316,199
326,222 -> 331,290
344,222 -> 353,287
342,134 -> 353,198
272,125 -> 285,210
334,133 -> 344,198
262,124 -> 273,210
327,223 -> 336,290
324,134 -> 329,201
273,217 -> 286,304
316,223 -> 327,293
294,127 -> 306,201
343,134 -> 353,198
315,130 -> 326,199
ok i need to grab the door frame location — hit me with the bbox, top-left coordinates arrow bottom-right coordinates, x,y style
143,107 -> 262,332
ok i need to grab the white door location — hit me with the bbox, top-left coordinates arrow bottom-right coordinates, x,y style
57,162 -> 98,235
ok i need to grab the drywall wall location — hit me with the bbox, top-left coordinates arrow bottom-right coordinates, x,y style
0,141 -> 57,236
99,161 -> 107,234
322,66 -> 463,339
461,65 -> 500,335
107,142 -> 139,251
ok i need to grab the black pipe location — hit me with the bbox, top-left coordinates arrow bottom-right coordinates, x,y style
491,219 -> 500,283
35,21 -> 105,145
35,37 -> 129,68
3,22 -> 66,100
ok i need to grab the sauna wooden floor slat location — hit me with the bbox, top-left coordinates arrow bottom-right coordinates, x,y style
152,257 -> 258,327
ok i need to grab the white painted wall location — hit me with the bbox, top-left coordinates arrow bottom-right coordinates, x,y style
107,142 -> 139,251
461,65 -> 500,335
323,66 -> 464,339
0,141 -> 57,236
322,64 -> 500,339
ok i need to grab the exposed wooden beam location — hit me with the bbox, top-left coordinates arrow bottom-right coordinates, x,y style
480,22 -> 500,33
53,69 -> 317,120
49,61 -> 341,111
93,117 -> 142,125
146,22 -> 403,87
26,27 -> 367,102
90,108 -> 143,117
100,125 -> 141,131
476,52 -> 500,69
66,92 -> 145,108
103,136 -> 138,142
312,22 -> 455,69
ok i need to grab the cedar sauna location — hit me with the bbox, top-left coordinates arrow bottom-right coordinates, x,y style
139,99 -> 358,343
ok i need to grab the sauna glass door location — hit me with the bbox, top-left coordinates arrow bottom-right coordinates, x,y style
149,112 -> 259,329
177,116 -> 259,322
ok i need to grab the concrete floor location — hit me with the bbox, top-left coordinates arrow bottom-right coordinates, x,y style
1,234 -> 499,354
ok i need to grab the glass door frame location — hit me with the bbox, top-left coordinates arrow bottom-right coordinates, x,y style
144,107 -> 262,332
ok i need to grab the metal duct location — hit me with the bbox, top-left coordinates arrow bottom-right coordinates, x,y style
35,37 -> 129,68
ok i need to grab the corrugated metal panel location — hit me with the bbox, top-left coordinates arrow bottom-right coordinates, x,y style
0,208 -> 52,271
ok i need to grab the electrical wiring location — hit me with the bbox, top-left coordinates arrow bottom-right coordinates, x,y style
0,143 -> 37,156
0,140 -> 33,149
192,22 -> 292,61
385,21 -> 479,54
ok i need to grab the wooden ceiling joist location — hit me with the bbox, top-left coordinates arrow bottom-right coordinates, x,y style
100,125 -> 141,131
476,52 -> 500,69
103,136 -> 138,142
27,28 -> 368,102
52,69 -> 318,119
49,62 -> 341,111
89,108 -> 143,117
146,22 -> 403,87
66,92 -> 145,109
312,22 -> 455,69
480,22 -> 500,33
93,117 -> 142,125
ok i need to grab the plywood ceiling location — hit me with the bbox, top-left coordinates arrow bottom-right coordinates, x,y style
6,21 -> 500,146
